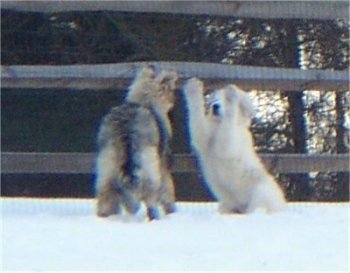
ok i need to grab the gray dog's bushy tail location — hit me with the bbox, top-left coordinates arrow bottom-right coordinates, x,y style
114,103 -> 142,190
120,131 -> 141,189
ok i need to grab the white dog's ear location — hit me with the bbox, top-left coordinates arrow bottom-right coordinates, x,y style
226,85 -> 255,119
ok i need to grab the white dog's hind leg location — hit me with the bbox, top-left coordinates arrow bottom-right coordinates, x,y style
218,201 -> 235,214
247,180 -> 286,213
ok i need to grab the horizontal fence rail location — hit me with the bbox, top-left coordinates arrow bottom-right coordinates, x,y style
1,152 -> 349,175
2,62 -> 349,91
2,1 -> 348,20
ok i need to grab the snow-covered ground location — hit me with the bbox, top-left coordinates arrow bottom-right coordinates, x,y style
1,198 -> 349,272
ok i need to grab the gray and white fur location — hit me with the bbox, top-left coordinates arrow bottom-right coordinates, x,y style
95,65 -> 178,220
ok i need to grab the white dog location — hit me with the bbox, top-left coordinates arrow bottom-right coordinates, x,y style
183,78 -> 286,214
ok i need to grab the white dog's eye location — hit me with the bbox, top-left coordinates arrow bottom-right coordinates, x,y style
205,91 -> 223,117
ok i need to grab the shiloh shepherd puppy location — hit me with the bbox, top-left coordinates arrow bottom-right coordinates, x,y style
95,65 -> 178,220
183,78 -> 286,214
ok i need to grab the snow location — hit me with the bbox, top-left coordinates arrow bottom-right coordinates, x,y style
1,198 -> 349,272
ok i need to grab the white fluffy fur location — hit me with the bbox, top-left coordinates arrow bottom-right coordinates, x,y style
183,78 -> 286,214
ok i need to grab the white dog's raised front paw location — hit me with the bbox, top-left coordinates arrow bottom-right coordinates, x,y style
183,77 -> 204,96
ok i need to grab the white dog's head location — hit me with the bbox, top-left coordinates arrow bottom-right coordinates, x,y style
205,84 -> 255,127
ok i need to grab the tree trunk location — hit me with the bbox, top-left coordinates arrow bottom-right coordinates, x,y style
287,92 -> 311,200
335,91 -> 350,201
282,21 -> 311,201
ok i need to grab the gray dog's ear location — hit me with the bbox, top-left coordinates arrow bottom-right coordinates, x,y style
226,85 -> 255,119
135,65 -> 156,80
156,70 -> 178,89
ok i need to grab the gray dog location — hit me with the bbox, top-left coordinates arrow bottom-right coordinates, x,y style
95,65 -> 178,220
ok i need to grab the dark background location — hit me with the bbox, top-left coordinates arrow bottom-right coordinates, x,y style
1,87 -> 213,201
1,9 -> 349,201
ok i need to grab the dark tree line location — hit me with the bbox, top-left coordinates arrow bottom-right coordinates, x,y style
1,9 -> 349,201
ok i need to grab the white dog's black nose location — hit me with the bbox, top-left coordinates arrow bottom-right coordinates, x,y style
212,103 -> 221,116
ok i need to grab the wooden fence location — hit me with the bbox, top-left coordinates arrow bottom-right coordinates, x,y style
1,152 -> 349,175
2,62 -> 349,91
1,1 -> 349,179
2,1 -> 348,20
2,61 -> 349,175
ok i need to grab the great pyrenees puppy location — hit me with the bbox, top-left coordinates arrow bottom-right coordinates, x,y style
183,78 -> 286,214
